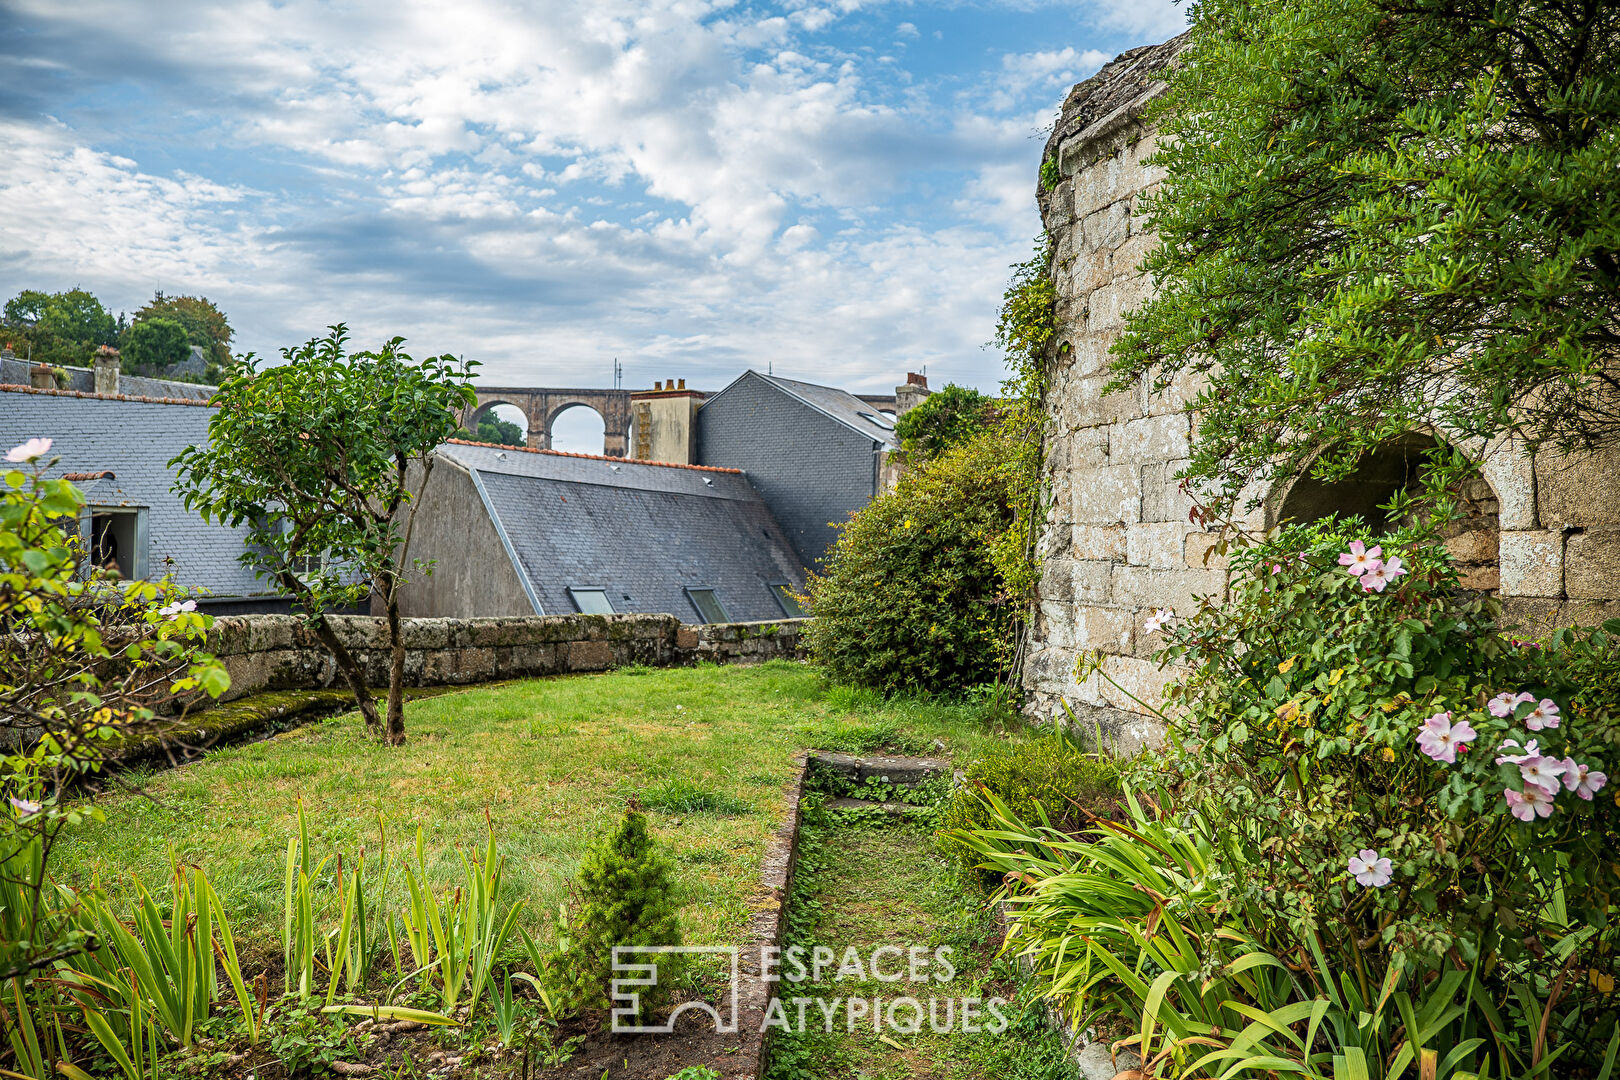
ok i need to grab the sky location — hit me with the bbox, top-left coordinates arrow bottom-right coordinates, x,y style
0,0 -> 1185,448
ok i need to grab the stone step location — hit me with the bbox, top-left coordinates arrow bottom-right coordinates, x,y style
823,796 -> 915,816
806,750 -> 950,786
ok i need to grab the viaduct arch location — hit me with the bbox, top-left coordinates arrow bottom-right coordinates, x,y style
463,387 -> 632,456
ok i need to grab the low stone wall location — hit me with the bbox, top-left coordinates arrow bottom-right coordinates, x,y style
204,613 -> 807,702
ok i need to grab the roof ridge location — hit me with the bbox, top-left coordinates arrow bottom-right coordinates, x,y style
444,438 -> 743,474
0,383 -> 216,408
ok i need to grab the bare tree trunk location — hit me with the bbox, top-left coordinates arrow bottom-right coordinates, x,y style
307,616 -> 383,737
383,588 -> 407,746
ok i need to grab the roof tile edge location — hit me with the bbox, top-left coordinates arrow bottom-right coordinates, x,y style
0,383 -> 216,408
444,438 -> 743,474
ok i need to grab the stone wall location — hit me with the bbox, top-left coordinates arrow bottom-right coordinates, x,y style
205,613 -> 807,702
1023,36 -> 1620,750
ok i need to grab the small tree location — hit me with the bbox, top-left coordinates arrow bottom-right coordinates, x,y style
120,316 -> 190,372
133,292 -> 235,379
565,801 -> 683,1013
171,326 -> 477,745
1,437 -> 228,977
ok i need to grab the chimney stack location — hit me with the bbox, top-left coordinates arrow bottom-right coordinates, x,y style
895,371 -> 929,415
30,364 -> 54,390
94,346 -> 120,396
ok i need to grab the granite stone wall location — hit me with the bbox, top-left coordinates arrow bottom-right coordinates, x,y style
1023,37 -> 1620,751
204,613 -> 807,702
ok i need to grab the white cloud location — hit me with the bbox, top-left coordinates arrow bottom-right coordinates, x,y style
0,0 -> 1154,396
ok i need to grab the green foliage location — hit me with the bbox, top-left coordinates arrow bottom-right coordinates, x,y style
962,518 -> 1620,1075
805,427 -> 1024,693
118,316 -> 190,372
1,287 -> 119,367
940,727 -> 1118,893
1114,0 -> 1620,513
461,410 -> 525,446
893,383 -> 993,464
1,445 -> 228,979
131,291 -> 233,377
562,803 -> 684,1014
636,778 -> 750,815
170,324 -> 478,743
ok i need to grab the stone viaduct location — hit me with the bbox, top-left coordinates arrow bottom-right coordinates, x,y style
462,387 -> 632,456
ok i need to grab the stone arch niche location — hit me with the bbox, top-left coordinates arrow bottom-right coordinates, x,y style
1273,433 -> 1501,593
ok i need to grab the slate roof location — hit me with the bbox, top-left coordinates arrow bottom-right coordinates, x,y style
437,441 -> 806,621
704,371 -> 899,446
0,386 -> 274,601
0,356 -> 215,401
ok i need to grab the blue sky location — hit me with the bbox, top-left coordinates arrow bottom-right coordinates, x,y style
0,0 -> 1184,445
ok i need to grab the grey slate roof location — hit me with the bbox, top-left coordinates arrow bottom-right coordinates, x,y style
754,373 -> 899,446
0,385 -> 275,601
438,441 -> 805,621
0,357 -> 215,401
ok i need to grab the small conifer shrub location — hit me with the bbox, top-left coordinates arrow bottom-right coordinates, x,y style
565,800 -> 684,1014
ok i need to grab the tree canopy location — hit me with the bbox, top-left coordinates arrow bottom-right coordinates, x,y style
120,316 -> 191,372
893,383 -> 994,463
1,288 -> 118,368
132,291 -> 234,376
1110,0 -> 1620,512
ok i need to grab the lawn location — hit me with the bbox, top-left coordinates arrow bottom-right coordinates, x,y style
54,660 -> 1011,962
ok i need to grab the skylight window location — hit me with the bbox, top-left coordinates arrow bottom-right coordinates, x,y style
684,587 -> 729,624
568,587 -> 615,615
858,411 -> 895,430
770,582 -> 807,618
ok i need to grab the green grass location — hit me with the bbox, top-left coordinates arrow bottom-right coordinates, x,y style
766,813 -> 1074,1080
55,661 -> 1014,963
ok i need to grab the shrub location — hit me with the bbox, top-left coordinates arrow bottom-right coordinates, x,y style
965,519 -> 1620,1075
804,427 -> 1023,693
893,383 -> 993,464
561,802 -> 684,1014
940,727 -> 1118,893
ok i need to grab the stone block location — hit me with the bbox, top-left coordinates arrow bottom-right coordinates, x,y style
1499,531 -> 1564,598
1140,460 -> 1196,524
1066,332 -> 1119,380
1565,531 -> 1620,600
1183,531 -> 1231,571
1070,605 -> 1136,653
1441,528 -> 1498,565
1071,465 -> 1141,525
1066,250 -> 1113,299
566,640 -> 614,671
1458,565 -> 1501,592
1113,413 -> 1189,465
1081,201 -> 1130,253
1039,559 -> 1112,604
675,627 -> 700,649
1085,280 -> 1127,333
1070,524 -> 1126,562
246,616 -> 299,652
325,615 -> 390,650
496,643 -> 558,677
1110,564 -> 1223,613
1064,375 -> 1143,428
1479,438 -> 1537,530
1536,446 -> 1620,528
1036,601 -> 1076,650
1127,522 -> 1191,568
399,619 -> 451,650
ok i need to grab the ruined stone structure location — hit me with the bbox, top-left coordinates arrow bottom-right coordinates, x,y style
1023,36 -> 1620,749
